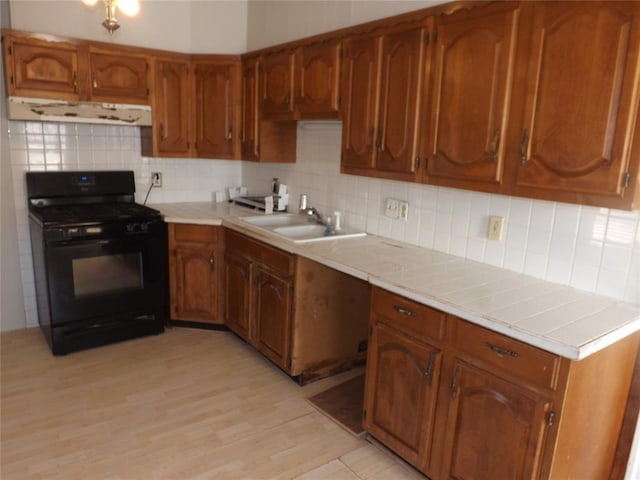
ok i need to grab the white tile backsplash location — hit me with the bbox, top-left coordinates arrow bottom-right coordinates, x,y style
243,122 -> 640,306
7,120 -> 640,330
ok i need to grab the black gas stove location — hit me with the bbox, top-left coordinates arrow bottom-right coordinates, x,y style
26,171 -> 167,355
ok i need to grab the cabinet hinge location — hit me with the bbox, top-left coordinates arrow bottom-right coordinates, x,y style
286,356 -> 292,368
415,157 -> 420,169
10,75 -> 14,85
337,96 -> 342,107
146,87 -> 150,96
433,30 -> 438,44
8,46 -> 12,55
256,144 -> 261,154
424,33 -> 430,46
546,411 -> 555,427
622,172 -> 631,188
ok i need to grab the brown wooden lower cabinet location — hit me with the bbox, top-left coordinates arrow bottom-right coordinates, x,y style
365,287 -> 640,480
168,223 -> 223,324
224,229 -> 371,382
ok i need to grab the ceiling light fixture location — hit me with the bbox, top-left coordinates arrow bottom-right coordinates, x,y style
82,0 -> 140,35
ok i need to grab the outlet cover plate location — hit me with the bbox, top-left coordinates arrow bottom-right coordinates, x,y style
384,198 -> 400,219
488,216 -> 504,241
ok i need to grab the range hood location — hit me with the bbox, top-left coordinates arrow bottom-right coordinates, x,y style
7,96 -> 152,126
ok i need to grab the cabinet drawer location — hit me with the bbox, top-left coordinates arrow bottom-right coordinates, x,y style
225,230 -> 294,277
455,320 -> 561,390
172,224 -> 219,244
371,287 -> 446,343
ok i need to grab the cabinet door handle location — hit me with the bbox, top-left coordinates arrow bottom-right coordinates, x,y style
227,129 -> 233,141
92,77 -> 98,89
519,128 -> 530,165
367,128 -> 374,153
484,341 -> 519,358
209,254 -> 214,270
489,128 -> 500,163
73,71 -> 78,93
375,128 -> 382,153
450,366 -> 460,399
393,305 -> 417,317
424,352 -> 435,386
160,123 -> 165,140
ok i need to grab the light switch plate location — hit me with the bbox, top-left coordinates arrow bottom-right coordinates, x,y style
385,198 -> 400,219
488,216 -> 504,241
399,201 -> 409,221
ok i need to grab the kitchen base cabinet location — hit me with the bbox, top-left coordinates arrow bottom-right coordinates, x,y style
168,224 -> 223,325
364,287 -> 640,480
224,229 -> 370,383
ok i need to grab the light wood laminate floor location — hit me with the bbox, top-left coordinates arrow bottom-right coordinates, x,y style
1,327 -> 425,479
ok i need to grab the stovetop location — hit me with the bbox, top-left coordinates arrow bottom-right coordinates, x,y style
30,202 -> 161,226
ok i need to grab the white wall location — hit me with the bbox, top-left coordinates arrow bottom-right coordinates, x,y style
9,0 -> 248,53
1,0 -> 27,331
246,0 -> 442,50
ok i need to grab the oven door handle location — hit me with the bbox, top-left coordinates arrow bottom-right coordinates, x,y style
48,239 -> 114,247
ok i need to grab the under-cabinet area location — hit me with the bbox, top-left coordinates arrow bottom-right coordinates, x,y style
223,229 -> 370,383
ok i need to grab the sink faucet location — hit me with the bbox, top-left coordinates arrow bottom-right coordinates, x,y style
300,205 -> 324,225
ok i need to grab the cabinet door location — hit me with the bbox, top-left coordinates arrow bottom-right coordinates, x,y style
241,58 -> 260,160
426,4 -> 519,188
4,38 -> 79,100
194,61 -> 238,159
364,323 -> 441,471
224,252 -> 252,340
375,26 -> 425,177
254,267 -> 292,370
442,360 -> 552,480
296,42 -> 341,118
88,51 -> 149,103
152,58 -> 191,156
173,245 -> 218,322
341,35 -> 380,171
261,51 -> 295,119
515,1 -> 640,200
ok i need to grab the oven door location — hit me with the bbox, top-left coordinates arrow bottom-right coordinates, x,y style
45,222 -> 167,325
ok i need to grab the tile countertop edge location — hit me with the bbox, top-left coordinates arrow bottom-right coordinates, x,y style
154,202 -> 640,361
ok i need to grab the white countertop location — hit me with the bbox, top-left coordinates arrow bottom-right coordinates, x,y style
154,201 -> 640,361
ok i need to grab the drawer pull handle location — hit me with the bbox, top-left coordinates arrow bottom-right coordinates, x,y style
485,342 -> 519,358
393,306 -> 417,317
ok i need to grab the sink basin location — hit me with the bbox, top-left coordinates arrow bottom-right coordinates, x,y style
240,213 -> 366,243
273,224 -> 328,239
241,214 -> 307,228
273,224 -> 366,243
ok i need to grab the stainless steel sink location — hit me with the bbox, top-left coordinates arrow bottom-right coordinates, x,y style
240,213 -> 366,243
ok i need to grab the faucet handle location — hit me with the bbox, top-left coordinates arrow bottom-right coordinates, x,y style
299,194 -> 308,211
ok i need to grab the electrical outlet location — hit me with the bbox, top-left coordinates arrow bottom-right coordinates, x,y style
152,172 -> 162,187
488,216 -> 504,241
399,201 -> 409,221
384,198 -> 400,219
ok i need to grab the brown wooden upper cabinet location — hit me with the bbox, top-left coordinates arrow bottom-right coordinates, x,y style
2,33 -> 150,104
241,56 -> 297,162
87,48 -> 149,104
509,1 -> 640,209
420,2 -> 520,192
261,41 -> 342,121
341,20 -> 432,182
142,55 -> 241,159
